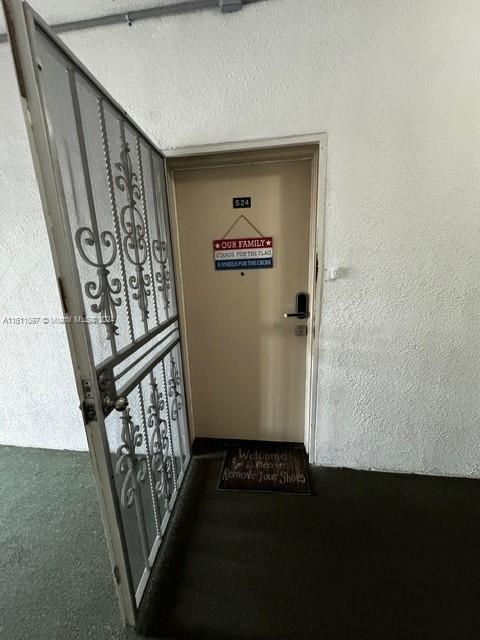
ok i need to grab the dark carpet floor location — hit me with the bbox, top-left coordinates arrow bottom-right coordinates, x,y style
138,442 -> 480,640
0,445 -> 136,640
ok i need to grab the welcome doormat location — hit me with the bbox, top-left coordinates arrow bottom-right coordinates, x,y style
218,443 -> 311,495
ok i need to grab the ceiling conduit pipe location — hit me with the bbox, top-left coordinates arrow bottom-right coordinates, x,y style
0,0 -> 263,43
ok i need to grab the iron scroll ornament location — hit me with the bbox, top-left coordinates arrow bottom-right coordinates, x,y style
115,142 -> 151,324
116,407 -> 148,509
147,380 -> 174,507
74,227 -> 121,340
168,353 -> 183,422
152,238 -> 171,318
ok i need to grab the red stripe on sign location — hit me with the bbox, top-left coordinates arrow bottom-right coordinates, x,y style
212,237 -> 273,251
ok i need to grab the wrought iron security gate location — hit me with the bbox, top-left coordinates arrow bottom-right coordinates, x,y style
3,0 -> 190,623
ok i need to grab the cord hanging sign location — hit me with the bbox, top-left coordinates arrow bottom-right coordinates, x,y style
213,213 -> 273,270
213,236 -> 274,270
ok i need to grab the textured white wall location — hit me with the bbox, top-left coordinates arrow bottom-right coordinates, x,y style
1,0 -> 480,474
0,50 -> 86,450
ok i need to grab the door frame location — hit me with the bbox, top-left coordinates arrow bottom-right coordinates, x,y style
165,134 -> 327,460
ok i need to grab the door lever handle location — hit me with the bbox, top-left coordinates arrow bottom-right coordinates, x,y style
284,291 -> 309,320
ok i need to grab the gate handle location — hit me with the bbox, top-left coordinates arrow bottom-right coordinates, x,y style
284,291 -> 309,320
98,368 -> 129,412
104,395 -> 129,412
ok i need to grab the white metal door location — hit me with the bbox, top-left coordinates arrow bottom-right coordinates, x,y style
3,0 -> 191,623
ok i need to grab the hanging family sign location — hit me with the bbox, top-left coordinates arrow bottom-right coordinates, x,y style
213,236 -> 274,271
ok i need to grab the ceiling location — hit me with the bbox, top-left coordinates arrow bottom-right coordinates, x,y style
0,0 -> 190,35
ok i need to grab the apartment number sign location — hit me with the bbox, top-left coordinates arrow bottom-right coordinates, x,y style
213,236 -> 274,270
233,197 -> 251,208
